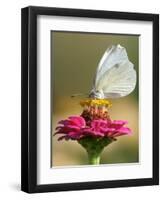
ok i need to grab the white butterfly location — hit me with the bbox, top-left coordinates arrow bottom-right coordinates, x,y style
89,44 -> 137,99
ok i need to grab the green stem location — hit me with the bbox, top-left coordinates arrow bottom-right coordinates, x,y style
78,136 -> 115,165
88,152 -> 101,165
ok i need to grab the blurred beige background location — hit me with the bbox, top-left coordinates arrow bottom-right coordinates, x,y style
51,31 -> 139,167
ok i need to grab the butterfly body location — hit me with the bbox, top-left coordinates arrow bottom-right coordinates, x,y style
89,89 -> 105,99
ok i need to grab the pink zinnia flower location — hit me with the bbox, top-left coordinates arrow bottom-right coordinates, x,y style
55,116 -> 131,141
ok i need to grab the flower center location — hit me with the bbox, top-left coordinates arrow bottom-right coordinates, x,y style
80,99 -> 112,122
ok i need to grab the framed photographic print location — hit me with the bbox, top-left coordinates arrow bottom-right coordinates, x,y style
21,6 -> 159,193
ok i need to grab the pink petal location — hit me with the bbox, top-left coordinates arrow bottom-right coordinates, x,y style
58,135 -> 67,141
112,120 -> 128,125
100,127 -> 116,133
118,127 -> 132,134
82,129 -> 105,137
112,127 -> 132,137
68,116 -> 86,127
68,131 -> 81,139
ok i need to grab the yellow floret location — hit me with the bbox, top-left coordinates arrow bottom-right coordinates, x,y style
80,99 -> 112,108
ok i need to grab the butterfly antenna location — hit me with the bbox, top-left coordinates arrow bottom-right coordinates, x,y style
71,93 -> 88,98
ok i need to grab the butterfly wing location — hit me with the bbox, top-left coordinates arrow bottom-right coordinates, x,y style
93,45 -> 137,98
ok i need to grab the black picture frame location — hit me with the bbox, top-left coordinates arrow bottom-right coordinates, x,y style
21,6 -> 159,193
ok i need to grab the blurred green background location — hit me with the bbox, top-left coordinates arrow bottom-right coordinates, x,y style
51,31 -> 139,167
